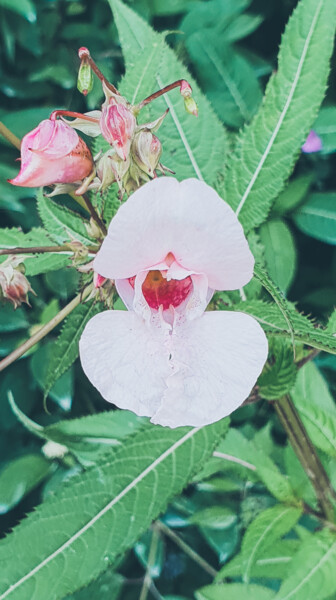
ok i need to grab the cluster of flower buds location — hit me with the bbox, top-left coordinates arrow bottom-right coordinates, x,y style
0,256 -> 35,309
9,47 -> 198,199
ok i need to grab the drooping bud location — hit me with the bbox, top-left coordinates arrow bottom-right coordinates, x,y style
301,130 -> 322,153
77,57 -> 93,96
180,80 -> 193,98
9,119 -> 94,188
95,150 -> 117,191
100,96 -> 136,161
67,240 -> 89,266
0,257 -> 35,309
132,130 -> 162,177
184,95 -> 198,117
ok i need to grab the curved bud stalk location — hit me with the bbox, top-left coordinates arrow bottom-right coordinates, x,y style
0,257 -> 35,309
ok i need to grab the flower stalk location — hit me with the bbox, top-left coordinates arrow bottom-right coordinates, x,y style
274,394 -> 336,522
0,121 -> 21,150
0,285 -> 93,373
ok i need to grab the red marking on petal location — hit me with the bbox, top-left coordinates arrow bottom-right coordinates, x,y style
141,270 -> 192,311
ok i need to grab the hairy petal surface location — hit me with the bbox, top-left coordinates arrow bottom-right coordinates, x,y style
93,177 -> 254,290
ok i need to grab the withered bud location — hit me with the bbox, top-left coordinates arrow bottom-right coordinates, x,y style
132,130 -> 162,177
85,218 -> 103,241
0,256 -> 35,309
67,240 -> 89,265
184,95 -> 198,117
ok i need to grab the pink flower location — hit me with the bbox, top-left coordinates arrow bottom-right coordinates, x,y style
100,95 -> 136,161
9,119 -> 93,188
301,130 -> 322,153
79,178 -> 268,428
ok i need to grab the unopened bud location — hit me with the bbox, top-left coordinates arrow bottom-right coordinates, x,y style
77,60 -> 93,96
184,95 -> 198,117
85,218 -> 103,241
132,130 -> 162,177
180,80 -> 193,98
93,272 -> 107,288
0,256 -> 35,309
68,240 -> 89,265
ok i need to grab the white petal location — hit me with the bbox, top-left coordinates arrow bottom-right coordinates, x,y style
79,311 -> 171,417
151,311 -> 268,427
93,177 -> 254,290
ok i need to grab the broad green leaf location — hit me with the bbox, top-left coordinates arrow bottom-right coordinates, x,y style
186,32 -> 262,128
258,338 -> 297,400
314,105 -> 336,154
219,0 -> 336,231
271,174 -> 314,216
274,531 -> 336,600
259,219 -> 297,293
217,539 -> 299,580
0,420 -> 228,600
207,428 -> 297,504
0,454 -> 52,514
291,363 -> 336,457
65,570 -> 124,600
109,0 -> 229,184
0,0 -> 36,23
196,583 -> 275,600
37,192 -> 94,246
31,343 -> 74,412
189,506 -> 237,529
180,0 -> 252,38
43,301 -> 104,401
25,254 -> 70,276
0,304 -> 28,333
292,193 -> 336,245
222,298 -> 336,355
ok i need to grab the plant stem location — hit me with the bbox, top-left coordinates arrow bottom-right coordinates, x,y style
274,395 -> 336,522
156,521 -> 218,579
0,122 -> 21,150
0,245 -> 93,256
49,110 -> 99,123
0,286 -> 92,373
137,80 -> 185,109
139,527 -> 161,600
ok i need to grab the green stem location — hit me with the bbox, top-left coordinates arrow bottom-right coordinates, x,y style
137,80 -> 185,109
274,395 -> 336,522
0,122 -> 21,150
139,527 -> 161,600
0,286 -> 92,373
82,193 -> 107,236
156,521 -> 218,579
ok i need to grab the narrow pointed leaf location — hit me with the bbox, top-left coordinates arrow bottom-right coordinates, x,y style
0,420 -> 228,600
219,0 -> 336,231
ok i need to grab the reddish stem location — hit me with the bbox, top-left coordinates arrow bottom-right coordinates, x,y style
78,47 -> 120,96
138,80 -> 185,109
50,110 -> 99,123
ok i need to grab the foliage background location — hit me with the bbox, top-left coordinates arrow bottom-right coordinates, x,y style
0,0 -> 336,598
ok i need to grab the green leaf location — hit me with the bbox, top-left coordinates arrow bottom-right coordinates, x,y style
0,0 -> 36,23
271,174 -> 314,216
219,0 -> 336,231
239,504 -> 302,583
37,192 -> 94,246
0,420 -> 228,600
109,0 -> 229,184
65,570 -> 124,600
274,531 -> 336,600
186,32 -> 262,128
259,219 -> 297,293
30,343 -> 74,412
292,193 -> 336,245
43,301 -> 105,401
291,363 -> 336,457
0,304 -> 28,333
196,583 -> 276,600
189,506 -> 237,529
217,539 -> 299,580
0,454 -> 52,514
25,254 -> 70,276
258,338 -> 297,400
314,105 -> 336,154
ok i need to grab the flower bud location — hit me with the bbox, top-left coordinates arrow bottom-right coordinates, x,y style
9,119 -> 94,188
96,150 -> 117,191
184,96 -> 198,117
301,130 -> 322,153
180,80 -> 193,98
100,96 -> 136,161
132,130 -> 162,177
77,60 -> 93,96
0,257 -> 35,309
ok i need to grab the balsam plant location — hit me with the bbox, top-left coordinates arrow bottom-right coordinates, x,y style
0,0 -> 336,598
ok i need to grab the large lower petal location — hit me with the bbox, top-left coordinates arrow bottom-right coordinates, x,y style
152,311 -> 268,427
93,177 -> 254,290
79,308 -> 268,428
79,310 -> 171,417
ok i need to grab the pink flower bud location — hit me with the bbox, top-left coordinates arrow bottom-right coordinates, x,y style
180,80 -> 192,98
100,97 -> 136,161
301,130 -> 322,153
0,257 -> 35,309
9,119 -> 93,188
93,272 -> 107,288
